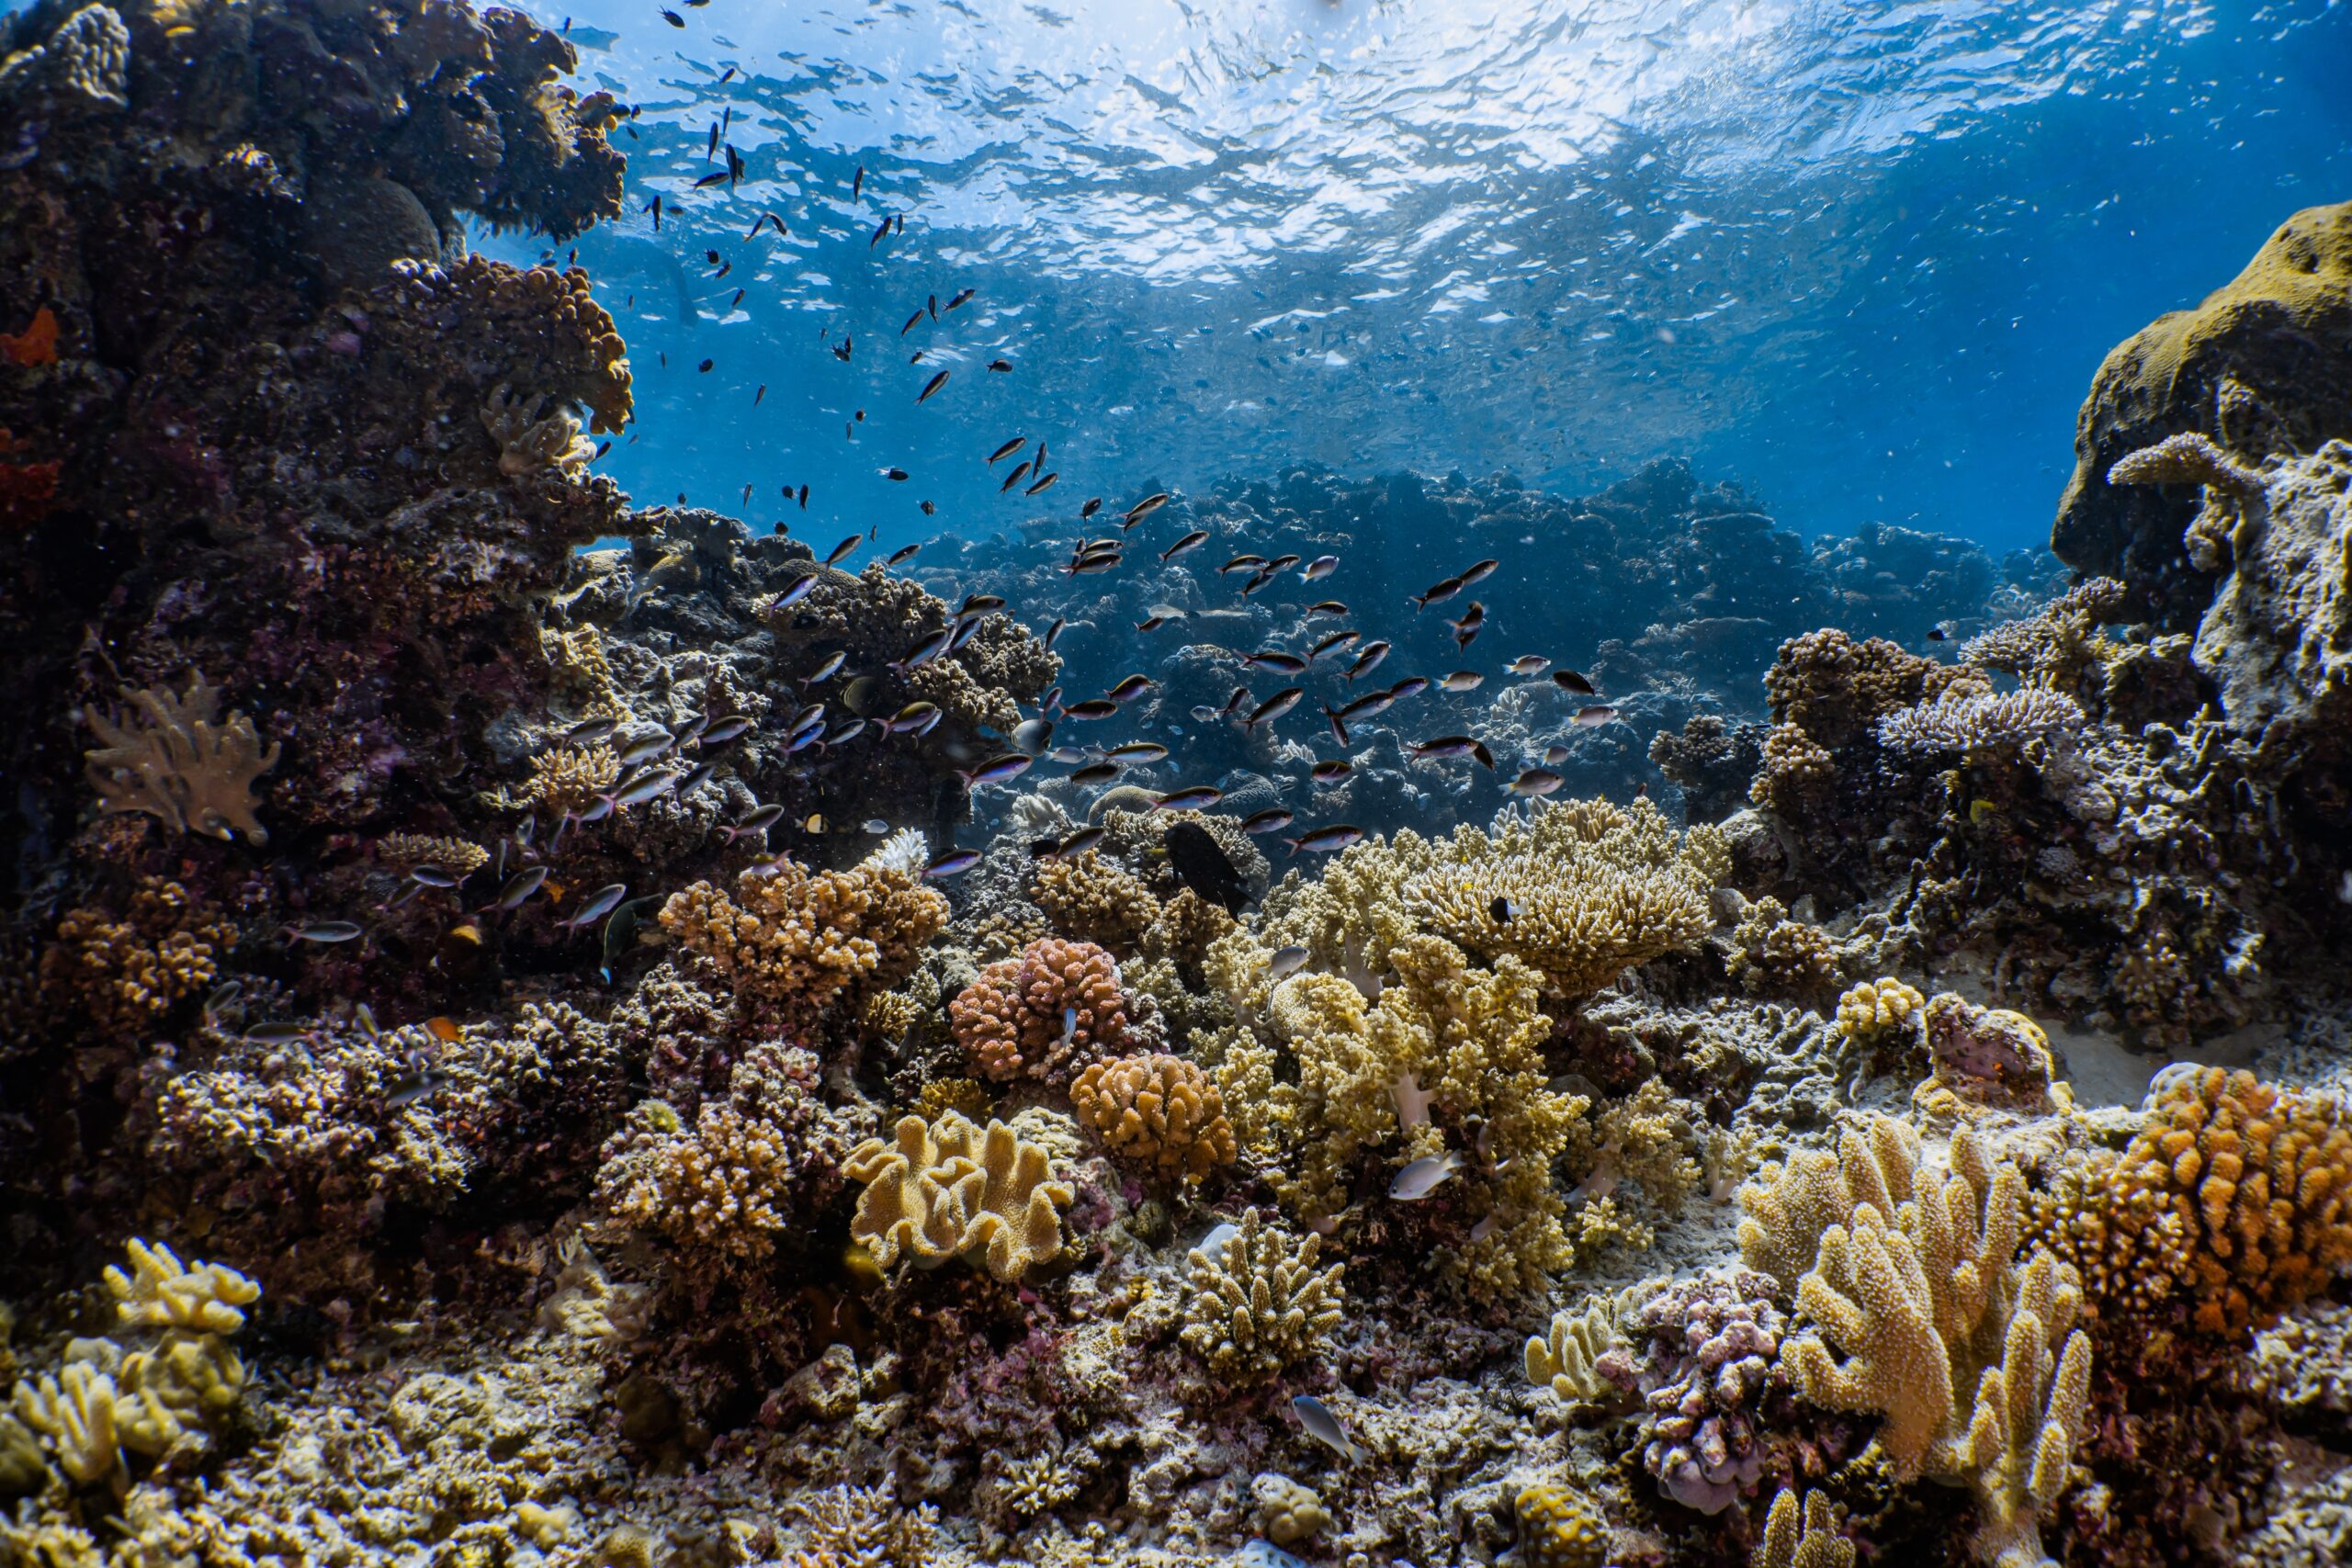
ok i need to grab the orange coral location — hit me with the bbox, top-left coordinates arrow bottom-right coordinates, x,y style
950,938 -> 1129,1085
1071,1053 -> 1237,1182
2035,1068 -> 2352,1337
1,306 -> 59,367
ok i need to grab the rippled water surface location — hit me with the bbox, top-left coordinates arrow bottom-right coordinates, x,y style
503,0 -> 2350,551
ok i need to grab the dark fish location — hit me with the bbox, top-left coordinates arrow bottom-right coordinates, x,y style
678,761 -> 718,794
616,730 -> 674,767
825,535 -> 862,566
604,768 -> 685,807
1125,492 -> 1170,523
1242,807 -> 1295,835
826,719 -> 868,745
1410,735 -> 1487,761
798,485 -> 810,508
383,1068 -> 447,1109
1061,699 -> 1120,721
286,920 -> 365,944
1412,574 -> 1464,609
923,849 -> 982,878
946,288 -> 975,310
1302,555 -> 1340,580
958,752 -> 1035,788
1491,895 -> 1519,923
1311,760 -> 1352,783
854,165 -> 865,202
804,650 -> 850,684
871,214 -> 891,247
1308,630 -> 1359,661
1510,768 -> 1565,797
1155,786 -> 1225,811
928,293 -> 939,320
1165,820 -> 1250,913
722,803 -> 786,843
919,369 -> 950,402
600,896 -> 665,985
1245,650 -> 1306,674
1069,761 -> 1121,787
693,171 -> 729,189
1137,616 -> 1169,632
1450,602 -> 1486,649
661,8 -> 684,25
1080,498 -> 1102,518
409,865 -> 461,889
1107,674 -> 1155,705
1551,668 -> 1597,696
1043,617 -> 1067,649
1245,687 -> 1305,732
243,1021 -> 311,1044
833,339 -> 853,361
1388,675 -> 1431,700
963,593 -> 1007,614
1001,461 -> 1033,492
1220,555 -> 1268,574
901,310 -> 925,335
1460,558 -> 1499,587
1343,642 -> 1391,682
698,716 -> 755,745
989,437 -> 1026,463
561,883 -> 629,930
775,570 -> 821,606
1266,554 -> 1301,572
918,502 -> 937,517
1108,741 -> 1169,761
489,865 -> 549,910
1307,600 -> 1349,617
884,701 -> 944,735
882,467 -> 910,481
1293,1394 -> 1364,1465
1067,553 -> 1121,576
1024,471 -> 1058,496
1284,824 -> 1365,856
988,359 -> 1012,372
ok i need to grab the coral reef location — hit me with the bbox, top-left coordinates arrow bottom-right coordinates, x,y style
844,1110 -> 1075,1280
1178,1208 -> 1346,1386
1069,1052 -> 1237,1182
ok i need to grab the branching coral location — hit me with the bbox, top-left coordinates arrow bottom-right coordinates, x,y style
1739,1117 -> 2094,1565
1525,1297 -> 1618,1404
2031,1068 -> 2352,1338
1754,1489 -> 1855,1568
376,831 -> 490,879
85,676 -> 280,844
38,876 -> 237,1037
105,1240 -> 260,1336
951,937 -> 1131,1085
1726,897 -> 1846,1002
1178,1208 -> 1344,1385
1070,1052 -> 1237,1182
844,1111 -> 1074,1281
1876,685 -> 2086,756
483,741 -> 618,816
1030,850 -> 1160,954
662,860 -> 948,1021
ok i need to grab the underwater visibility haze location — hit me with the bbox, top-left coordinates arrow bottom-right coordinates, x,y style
6,1 -> 2352,1566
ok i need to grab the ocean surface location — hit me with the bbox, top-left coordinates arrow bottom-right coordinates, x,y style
481,0 -> 2352,557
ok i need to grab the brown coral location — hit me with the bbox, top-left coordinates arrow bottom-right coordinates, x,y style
84,676 -> 279,844
1031,850 -> 1160,954
39,877 -> 237,1037
2034,1068 -> 2352,1338
1070,1053 -> 1237,1182
950,938 -> 1130,1085
662,860 -> 949,1021
843,1111 -> 1074,1281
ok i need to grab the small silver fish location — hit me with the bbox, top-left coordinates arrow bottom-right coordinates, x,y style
924,849 -> 982,877
285,920 -> 365,943
1389,1152 -> 1462,1200
1012,718 -> 1056,753
1573,705 -> 1622,728
1291,1394 -> 1363,1465
566,717 -> 620,743
243,1021 -> 310,1044
1544,743 -> 1571,765
490,865 -> 549,910
1439,671 -> 1484,693
864,818 -> 890,834
1265,945 -> 1310,980
1510,768 -> 1564,797
1509,655 -> 1551,676
409,864 -> 462,888
722,803 -> 786,843
1302,555 -> 1339,580
1059,1006 -> 1079,1047
804,650 -> 849,683
615,731 -> 674,767
697,716 -> 754,745
1155,786 -> 1224,811
383,1068 -> 447,1109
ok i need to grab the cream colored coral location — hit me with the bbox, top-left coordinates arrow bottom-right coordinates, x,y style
85,676 -> 280,844
106,1239 -> 259,1336
1835,977 -> 1924,1046
484,741 -> 619,817
1754,1489 -> 1854,1568
481,383 -> 595,476
663,861 -> 948,1015
11,1361 -> 121,1485
1178,1208 -> 1344,1384
377,831 -> 491,878
1526,1296 -> 1618,1404
1737,1115 -> 1924,1292
845,1111 -> 1073,1281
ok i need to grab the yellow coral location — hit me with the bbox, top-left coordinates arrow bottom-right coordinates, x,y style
484,741 -> 619,817
1834,977 -> 1924,1046
844,1111 -> 1073,1281
1512,1483 -> 1607,1568
40,877 -> 236,1035
1070,1053 -> 1237,1182
105,1239 -> 259,1335
662,860 -> 947,1018
84,675 -> 279,844
11,1361 -> 121,1486
1177,1209 -> 1344,1384
1526,1297 -> 1618,1404
376,831 -> 490,878
1754,1489 -> 1855,1568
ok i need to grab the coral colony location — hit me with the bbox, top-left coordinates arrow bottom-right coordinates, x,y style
3,3 -> 2352,1566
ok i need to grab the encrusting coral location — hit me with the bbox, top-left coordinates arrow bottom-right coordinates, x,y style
1069,1052 -> 1237,1182
844,1110 -> 1075,1281
84,676 -> 279,844
1510,1482 -> 1609,1568
951,937 -> 1132,1085
1177,1208 -> 1346,1386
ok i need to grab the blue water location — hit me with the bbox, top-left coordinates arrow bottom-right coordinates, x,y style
481,0 -> 2352,557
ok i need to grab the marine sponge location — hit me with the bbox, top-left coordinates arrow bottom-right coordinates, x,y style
1031,849 -> 1160,954
1401,796 -> 1726,1000
1070,1052 -> 1237,1182
1510,1483 -> 1607,1568
662,860 -> 949,1021
84,675 -> 280,844
951,937 -> 1131,1085
1178,1208 -> 1344,1385
480,382 -> 594,476
844,1111 -> 1074,1281
2037,1068 -> 2352,1338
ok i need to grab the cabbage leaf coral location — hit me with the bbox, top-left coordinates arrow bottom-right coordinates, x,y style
844,1110 -> 1075,1281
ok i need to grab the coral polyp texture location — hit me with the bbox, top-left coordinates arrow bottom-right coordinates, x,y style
4,9 -> 2352,1561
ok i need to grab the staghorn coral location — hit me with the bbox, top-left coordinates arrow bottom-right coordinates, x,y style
1069,1052 -> 1237,1182
1177,1209 -> 1344,1386
1740,1117 -> 2094,1565
844,1110 -> 1074,1281
2033,1068 -> 2352,1338
1753,1489 -> 1855,1568
951,937 -> 1131,1085
662,860 -> 949,1021
1525,1296 -> 1618,1405
1876,685 -> 2087,756
1957,577 -> 2129,698
84,676 -> 279,844
1597,1269 -> 1789,1514
1031,850 -> 1160,954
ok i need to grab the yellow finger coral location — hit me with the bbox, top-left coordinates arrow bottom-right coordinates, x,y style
11,1361 -> 121,1486
1754,1489 -> 1854,1568
844,1111 -> 1074,1282
1070,1052 -> 1237,1182
1525,1297 -> 1617,1404
105,1240 -> 259,1335
1177,1208 -> 1344,1384
662,859 -> 948,1020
